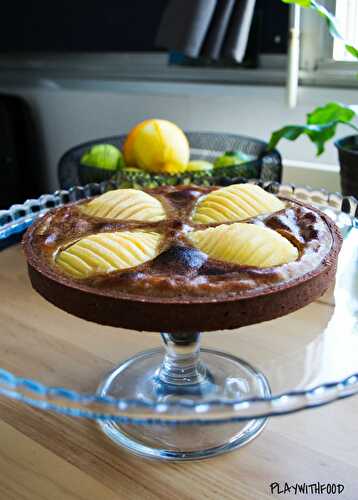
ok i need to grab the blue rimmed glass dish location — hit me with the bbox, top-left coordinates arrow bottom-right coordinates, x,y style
0,179 -> 357,461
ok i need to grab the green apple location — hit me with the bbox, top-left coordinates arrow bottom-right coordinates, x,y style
80,144 -> 124,171
214,151 -> 254,169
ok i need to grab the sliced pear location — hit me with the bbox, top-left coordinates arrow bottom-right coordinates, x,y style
81,189 -> 166,222
56,231 -> 162,278
192,184 -> 285,224
188,223 -> 298,268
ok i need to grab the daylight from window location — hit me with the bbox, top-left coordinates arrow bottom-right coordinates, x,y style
333,0 -> 358,61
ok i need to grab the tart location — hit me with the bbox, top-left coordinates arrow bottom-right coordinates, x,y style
23,184 -> 342,333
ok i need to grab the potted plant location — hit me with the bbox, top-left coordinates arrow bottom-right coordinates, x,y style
335,133 -> 358,196
269,102 -> 358,196
272,0 -> 358,197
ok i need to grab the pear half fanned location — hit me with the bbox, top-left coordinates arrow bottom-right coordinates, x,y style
81,189 -> 166,222
56,231 -> 162,278
188,223 -> 298,268
192,184 -> 285,224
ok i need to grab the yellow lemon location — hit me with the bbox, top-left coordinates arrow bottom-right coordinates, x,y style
123,119 -> 190,174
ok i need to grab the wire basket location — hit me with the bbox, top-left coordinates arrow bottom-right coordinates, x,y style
58,132 -> 282,189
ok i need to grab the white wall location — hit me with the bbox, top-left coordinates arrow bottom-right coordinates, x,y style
1,78 -> 355,192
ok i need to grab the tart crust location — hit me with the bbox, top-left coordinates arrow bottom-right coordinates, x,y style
23,185 -> 342,332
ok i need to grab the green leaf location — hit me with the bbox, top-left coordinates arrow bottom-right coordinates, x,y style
268,123 -> 335,156
307,102 -> 355,125
268,125 -> 308,150
346,45 -> 358,59
281,0 -> 311,6
305,123 -> 337,155
268,114 -> 358,156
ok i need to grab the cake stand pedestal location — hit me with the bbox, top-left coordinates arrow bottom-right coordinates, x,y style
97,331 -> 270,460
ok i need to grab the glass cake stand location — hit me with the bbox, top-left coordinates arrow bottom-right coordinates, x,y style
0,180 -> 358,461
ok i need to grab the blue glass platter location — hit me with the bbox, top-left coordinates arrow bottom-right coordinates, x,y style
0,179 -> 357,460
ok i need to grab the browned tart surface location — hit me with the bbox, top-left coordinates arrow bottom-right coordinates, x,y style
23,185 -> 342,332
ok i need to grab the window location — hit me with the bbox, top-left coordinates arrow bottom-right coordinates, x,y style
298,0 -> 357,89
333,0 -> 358,61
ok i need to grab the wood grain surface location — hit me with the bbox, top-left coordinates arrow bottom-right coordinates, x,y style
0,245 -> 357,500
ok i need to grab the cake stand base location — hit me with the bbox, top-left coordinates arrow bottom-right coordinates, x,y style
97,333 -> 271,461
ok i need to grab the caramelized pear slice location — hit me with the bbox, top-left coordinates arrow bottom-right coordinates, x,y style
81,189 -> 166,222
56,231 -> 162,278
188,223 -> 298,267
192,184 -> 285,224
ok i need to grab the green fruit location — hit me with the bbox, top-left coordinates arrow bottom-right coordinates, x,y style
80,144 -> 124,171
123,167 -> 142,173
121,168 -> 150,183
117,165 -> 217,188
211,163 -> 260,182
117,168 -> 150,188
187,160 -> 214,172
112,148 -> 261,189
214,151 -> 255,169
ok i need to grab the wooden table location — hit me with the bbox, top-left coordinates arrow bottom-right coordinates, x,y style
0,245 -> 358,500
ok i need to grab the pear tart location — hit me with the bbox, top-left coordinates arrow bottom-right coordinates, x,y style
23,184 -> 342,332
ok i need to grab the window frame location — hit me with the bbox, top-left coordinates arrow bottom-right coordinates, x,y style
300,0 -> 358,82
300,0 -> 358,72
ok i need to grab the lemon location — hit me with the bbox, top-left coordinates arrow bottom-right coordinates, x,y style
123,119 -> 190,174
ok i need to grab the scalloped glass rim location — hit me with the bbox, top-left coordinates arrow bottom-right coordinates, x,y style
0,179 -> 358,424
0,367 -> 357,425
